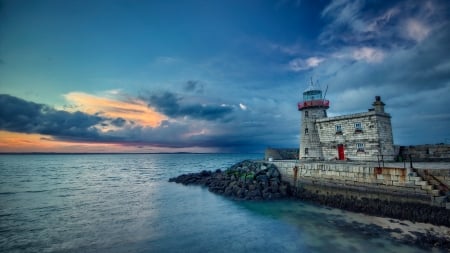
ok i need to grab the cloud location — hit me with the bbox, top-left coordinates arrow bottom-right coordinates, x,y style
319,0 -> 446,47
332,46 -> 385,63
0,87 -> 303,152
64,92 -> 166,127
403,19 -> 431,42
0,94 -> 103,140
288,56 -> 325,71
320,0 -> 367,44
351,47 -> 384,63
111,117 -> 126,127
145,91 -> 234,121
312,19 -> 450,145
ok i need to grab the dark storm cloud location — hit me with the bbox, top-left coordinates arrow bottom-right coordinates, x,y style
146,91 -> 233,121
386,27 -> 450,91
317,21 -> 450,105
0,94 -> 286,152
111,117 -> 127,127
313,18 -> 450,144
0,94 -> 102,140
114,115 -> 297,153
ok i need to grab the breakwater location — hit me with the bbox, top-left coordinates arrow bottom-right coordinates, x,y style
270,160 -> 450,226
270,160 -> 450,207
169,159 -> 450,249
170,159 -> 450,226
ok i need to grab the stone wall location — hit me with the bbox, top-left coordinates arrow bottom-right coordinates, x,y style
269,160 -> 448,207
264,148 -> 299,160
299,107 -> 327,159
316,111 -> 395,161
400,144 -> 450,162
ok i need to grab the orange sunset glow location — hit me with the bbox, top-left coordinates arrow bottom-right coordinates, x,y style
0,92 -> 173,153
63,92 -> 167,128
0,131 -> 126,153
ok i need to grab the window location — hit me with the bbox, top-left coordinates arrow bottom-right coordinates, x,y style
305,111 -> 309,117
304,148 -> 309,155
335,125 -> 342,133
356,143 -> 365,152
305,128 -> 309,134
354,122 -> 363,132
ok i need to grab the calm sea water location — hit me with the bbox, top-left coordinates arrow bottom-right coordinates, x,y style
0,154 -> 434,253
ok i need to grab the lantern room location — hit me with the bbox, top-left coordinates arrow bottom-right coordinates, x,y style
298,87 -> 330,111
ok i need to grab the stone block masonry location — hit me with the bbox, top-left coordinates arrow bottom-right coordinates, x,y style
269,160 -> 450,208
265,148 -> 299,160
267,160 -> 450,226
316,111 -> 395,161
400,144 -> 450,162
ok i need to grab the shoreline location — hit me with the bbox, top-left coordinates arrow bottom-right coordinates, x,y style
169,160 -> 450,250
323,207 -> 450,250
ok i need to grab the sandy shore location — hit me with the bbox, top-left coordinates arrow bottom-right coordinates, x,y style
333,210 -> 450,250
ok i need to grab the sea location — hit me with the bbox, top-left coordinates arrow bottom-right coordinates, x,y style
0,154 -> 439,253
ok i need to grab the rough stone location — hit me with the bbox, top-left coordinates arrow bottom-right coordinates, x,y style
169,160 -> 292,201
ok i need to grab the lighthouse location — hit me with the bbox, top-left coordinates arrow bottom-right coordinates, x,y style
298,81 -> 329,160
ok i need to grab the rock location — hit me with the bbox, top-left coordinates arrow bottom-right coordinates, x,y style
198,160 -> 288,200
224,186 -> 233,196
256,175 -> 268,183
279,183 -> 288,196
200,170 -> 211,177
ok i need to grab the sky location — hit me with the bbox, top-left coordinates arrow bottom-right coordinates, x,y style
0,0 -> 449,153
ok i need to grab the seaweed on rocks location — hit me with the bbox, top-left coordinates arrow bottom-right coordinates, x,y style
290,186 -> 450,227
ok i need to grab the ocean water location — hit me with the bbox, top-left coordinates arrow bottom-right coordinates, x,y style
0,154 -> 436,253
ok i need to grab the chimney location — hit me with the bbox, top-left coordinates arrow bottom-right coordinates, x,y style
372,96 -> 385,113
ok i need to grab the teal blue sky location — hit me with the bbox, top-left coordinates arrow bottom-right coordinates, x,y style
1,0 -> 324,104
1,0 -> 449,152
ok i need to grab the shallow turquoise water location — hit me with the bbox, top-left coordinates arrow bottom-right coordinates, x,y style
0,154 -> 436,252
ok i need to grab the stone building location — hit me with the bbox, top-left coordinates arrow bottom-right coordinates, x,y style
298,83 -> 395,161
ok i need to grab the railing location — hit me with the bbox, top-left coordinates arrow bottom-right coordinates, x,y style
415,169 -> 449,194
298,99 -> 330,110
376,154 -> 413,169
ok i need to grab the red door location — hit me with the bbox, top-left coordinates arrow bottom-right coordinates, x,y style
337,144 -> 345,160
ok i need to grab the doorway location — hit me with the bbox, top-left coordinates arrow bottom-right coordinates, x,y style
337,144 -> 345,160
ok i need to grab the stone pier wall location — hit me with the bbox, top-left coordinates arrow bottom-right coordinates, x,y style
264,148 -> 299,160
400,144 -> 450,162
269,160 -> 441,206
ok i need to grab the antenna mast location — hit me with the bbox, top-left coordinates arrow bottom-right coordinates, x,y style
323,84 -> 328,101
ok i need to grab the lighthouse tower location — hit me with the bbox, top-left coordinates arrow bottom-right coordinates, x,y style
298,82 -> 329,160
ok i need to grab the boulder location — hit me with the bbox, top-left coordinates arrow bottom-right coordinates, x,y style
168,160 -> 291,201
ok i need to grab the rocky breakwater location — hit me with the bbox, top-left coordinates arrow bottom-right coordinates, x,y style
169,160 -> 292,200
